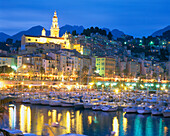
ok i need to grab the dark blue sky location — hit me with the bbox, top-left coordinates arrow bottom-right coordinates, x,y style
0,0 -> 170,37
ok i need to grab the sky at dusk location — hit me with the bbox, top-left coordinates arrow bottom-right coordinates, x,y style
0,0 -> 170,37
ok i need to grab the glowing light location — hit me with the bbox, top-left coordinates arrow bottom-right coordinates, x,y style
11,65 -> 17,71
66,111 -> 71,133
0,81 -> 4,88
115,89 -> 119,94
21,82 -> 24,85
42,82 -> 45,85
58,113 -> 62,122
165,89 -> 168,93
111,83 -> 117,86
22,65 -> 26,69
48,110 -> 51,116
67,85 -> 72,90
97,82 -> 102,86
88,116 -> 92,125
27,107 -> 31,133
123,113 -> 127,134
20,105 -> 25,132
89,82 -> 94,85
129,86 -> 133,89
28,85 -> 32,88
76,110 -> 83,134
156,84 -> 160,88
105,82 -> 110,86
112,117 -> 119,136
132,83 -> 136,86
126,83 -> 130,86
95,70 -> 100,73
9,105 -> 16,129
52,110 -> 57,123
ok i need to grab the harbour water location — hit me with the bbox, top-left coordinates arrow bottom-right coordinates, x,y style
0,104 -> 170,136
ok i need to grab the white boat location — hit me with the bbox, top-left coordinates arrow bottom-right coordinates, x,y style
49,100 -> 61,106
151,107 -> 163,116
123,106 -> 137,113
137,107 -> 151,114
163,108 -> 170,118
61,101 -> 74,107
41,99 -> 50,105
74,102 -> 84,108
22,98 -> 31,104
30,99 -> 41,105
101,105 -> 118,112
83,103 -> 95,109
92,105 -> 102,111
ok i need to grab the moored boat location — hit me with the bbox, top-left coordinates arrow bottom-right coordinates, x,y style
101,105 -> 118,112
137,107 -> 151,114
123,106 -> 138,113
92,105 -> 102,111
49,100 -> 61,107
163,108 -> 170,118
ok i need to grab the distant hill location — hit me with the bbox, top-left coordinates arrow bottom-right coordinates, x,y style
111,29 -> 125,39
10,25 -> 50,41
59,25 -> 84,36
0,32 -> 10,42
0,25 -> 85,42
151,25 -> 170,37
102,28 -> 125,39
0,25 -> 125,42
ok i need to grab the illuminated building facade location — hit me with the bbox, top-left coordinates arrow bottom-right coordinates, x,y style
96,57 -> 116,77
21,11 -> 72,50
0,56 -> 16,68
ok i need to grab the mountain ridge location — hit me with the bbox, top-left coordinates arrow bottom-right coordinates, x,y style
151,25 -> 170,37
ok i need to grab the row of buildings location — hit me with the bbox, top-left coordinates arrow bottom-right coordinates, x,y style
0,11 -> 169,81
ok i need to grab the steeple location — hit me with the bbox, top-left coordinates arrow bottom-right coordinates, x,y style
50,11 -> 59,37
41,28 -> 46,36
54,11 -> 57,18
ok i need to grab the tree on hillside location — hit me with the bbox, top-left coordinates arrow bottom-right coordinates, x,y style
107,32 -> 113,40
72,30 -> 77,36
163,30 -> 170,40
6,38 -> 13,44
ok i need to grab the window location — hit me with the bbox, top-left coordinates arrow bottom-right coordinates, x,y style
102,68 -> 104,70
6,58 -> 7,60
3,58 -> 5,61
28,39 -> 31,41
102,63 -> 104,65
98,68 -> 100,70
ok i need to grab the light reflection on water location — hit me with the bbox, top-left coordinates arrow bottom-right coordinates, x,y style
1,104 -> 169,136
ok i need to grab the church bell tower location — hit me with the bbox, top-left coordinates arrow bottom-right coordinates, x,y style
50,11 -> 59,37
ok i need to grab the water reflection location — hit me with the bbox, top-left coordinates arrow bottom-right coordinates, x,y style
113,117 -> 119,136
19,105 -> 31,133
6,104 -> 170,136
9,105 -> 16,129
